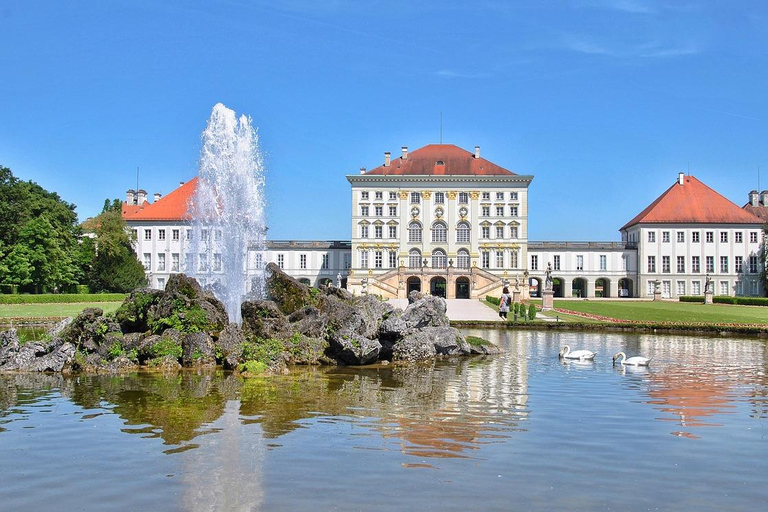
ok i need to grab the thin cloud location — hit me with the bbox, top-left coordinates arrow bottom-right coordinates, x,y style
575,0 -> 657,14
435,69 -> 491,79
564,36 -> 701,58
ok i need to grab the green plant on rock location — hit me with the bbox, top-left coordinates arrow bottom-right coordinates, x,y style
239,360 -> 267,375
150,304 -> 209,334
107,341 -> 124,359
466,335 -> 493,347
242,336 -> 284,366
148,338 -> 183,359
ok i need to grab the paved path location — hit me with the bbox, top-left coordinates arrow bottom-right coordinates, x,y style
388,298 -> 503,322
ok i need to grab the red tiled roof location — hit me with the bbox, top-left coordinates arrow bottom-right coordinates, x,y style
621,175 -> 764,230
743,203 -> 768,222
122,178 -> 197,221
364,144 -> 516,176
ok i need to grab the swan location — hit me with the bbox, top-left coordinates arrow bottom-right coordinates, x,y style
559,345 -> 596,361
613,351 -> 651,366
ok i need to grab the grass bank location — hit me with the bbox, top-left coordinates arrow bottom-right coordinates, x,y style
0,302 -> 123,320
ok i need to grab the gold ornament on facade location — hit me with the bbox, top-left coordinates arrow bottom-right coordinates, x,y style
469,191 -> 480,200
398,191 -> 409,200
447,191 -> 457,200
421,191 -> 432,199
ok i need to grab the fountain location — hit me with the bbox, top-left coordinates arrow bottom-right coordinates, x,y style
189,103 -> 267,324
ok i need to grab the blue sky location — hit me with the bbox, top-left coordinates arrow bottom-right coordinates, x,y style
1,0 -> 766,241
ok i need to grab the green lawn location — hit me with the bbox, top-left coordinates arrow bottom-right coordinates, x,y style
552,300 -> 768,325
0,302 -> 123,319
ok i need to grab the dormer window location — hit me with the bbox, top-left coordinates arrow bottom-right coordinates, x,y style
436,160 -> 445,165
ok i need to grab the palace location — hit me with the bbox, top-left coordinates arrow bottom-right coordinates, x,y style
122,143 -> 767,299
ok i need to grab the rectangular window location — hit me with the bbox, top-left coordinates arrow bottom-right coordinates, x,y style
389,206 -> 397,216
677,281 -> 686,296
186,229 -> 192,241
496,251 -> 504,268
214,229 -> 221,241
496,192 -> 504,200
648,231 -> 655,242
389,191 -> 397,200
361,191 -> 369,200
375,206 -> 383,217
496,226 -> 504,239
749,255 -> 759,273
389,251 -> 397,269
361,206 -> 369,216
692,281 -> 701,295
171,253 -> 179,272
410,192 -> 420,204
158,229 -> 166,241
496,206 -> 504,216
321,254 -> 329,270
374,225 -> 382,239
458,192 -> 469,204
375,191 -> 382,200
144,229 -> 152,241
735,256 -> 743,273
374,251 -> 382,269
720,232 -> 728,243
434,192 -> 445,204
553,255 -> 560,271
482,251 -> 490,269
482,226 -> 490,239
198,253 -> 207,271
143,253 -> 151,270
706,231 -> 713,243
720,281 -> 729,295
482,206 -> 490,217
720,256 -> 728,273
277,254 -> 284,269
213,253 -> 222,272
706,256 -> 714,273
361,225 -> 369,238
157,253 -> 165,271
663,281 -> 670,298
184,253 -> 193,271
157,278 -> 165,290
735,232 -> 743,243
662,231 -> 670,243
510,192 -> 518,200
201,229 -> 209,241
510,226 -> 518,239
300,254 -> 307,269
510,206 -> 518,217
692,232 -> 700,243
482,192 -> 490,200
647,256 -> 656,273
677,256 -> 685,273
172,229 -> 179,241
752,281 -> 759,295
692,256 -> 700,273
576,255 -> 583,271
511,250 -> 518,268
750,231 -> 758,243
255,253 -> 263,269
599,255 -> 607,271
531,255 -> 539,271
677,231 -> 684,243
388,225 -> 397,238
647,281 -> 655,296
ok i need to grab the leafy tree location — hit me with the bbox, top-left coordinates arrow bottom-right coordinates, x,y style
101,198 -> 122,214
89,209 -> 146,292
12,216 -> 78,292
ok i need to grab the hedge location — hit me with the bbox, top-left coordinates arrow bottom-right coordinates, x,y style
679,296 -> 705,303
714,296 -> 768,306
0,293 -> 127,305
486,296 -> 500,306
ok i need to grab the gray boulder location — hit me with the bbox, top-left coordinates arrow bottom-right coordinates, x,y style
392,331 -> 437,361
182,332 -> 216,366
265,262 -> 315,315
408,290 -> 425,304
401,296 -> 449,329
328,332 -> 381,365
215,324 -> 245,370
242,300 -> 292,339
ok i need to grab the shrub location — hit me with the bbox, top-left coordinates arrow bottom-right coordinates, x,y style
528,303 -> 536,320
679,296 -> 705,303
486,296 -> 500,306
466,335 -> 493,347
148,338 -> 183,359
714,296 -> 768,306
0,293 -> 126,304
239,360 -> 267,374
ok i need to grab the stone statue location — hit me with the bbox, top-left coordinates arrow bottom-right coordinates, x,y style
336,272 -> 342,288
705,274 -> 712,294
545,262 -> 553,290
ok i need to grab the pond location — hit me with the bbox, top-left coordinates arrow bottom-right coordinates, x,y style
1,329 -> 767,511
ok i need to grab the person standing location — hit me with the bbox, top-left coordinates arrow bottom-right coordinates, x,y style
498,287 -> 511,319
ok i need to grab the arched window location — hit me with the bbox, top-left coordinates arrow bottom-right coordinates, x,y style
457,249 -> 470,269
408,221 -> 422,243
432,221 -> 447,243
456,222 -> 471,243
409,249 -> 422,269
432,249 -> 447,269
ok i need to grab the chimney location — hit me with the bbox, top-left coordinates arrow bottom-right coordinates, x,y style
749,190 -> 759,207
678,172 -> 685,185
154,193 -> 162,202
136,189 -> 148,205
761,190 -> 768,206
359,167 -> 366,175
179,181 -> 184,188
474,146 -> 480,159
384,152 -> 391,167
401,146 -> 408,160
126,189 -> 136,205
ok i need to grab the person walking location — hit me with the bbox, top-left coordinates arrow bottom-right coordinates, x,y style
498,287 -> 511,319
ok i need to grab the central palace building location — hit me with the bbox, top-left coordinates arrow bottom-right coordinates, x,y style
122,143 -> 768,300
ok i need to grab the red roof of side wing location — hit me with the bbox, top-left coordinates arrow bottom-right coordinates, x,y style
122,178 -> 198,222
621,175 -> 764,230
364,144 -> 516,176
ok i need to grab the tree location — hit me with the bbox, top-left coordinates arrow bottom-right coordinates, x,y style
12,217 -> 78,292
89,209 -> 146,292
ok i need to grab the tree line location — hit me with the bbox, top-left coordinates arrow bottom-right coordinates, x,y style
0,165 -> 145,293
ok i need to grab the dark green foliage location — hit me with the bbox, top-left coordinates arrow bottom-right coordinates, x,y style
679,296 -> 705,303
485,296 -> 500,306
713,296 -> 768,306
150,303 -> 210,334
466,335 -> 493,347
0,293 -> 125,304
114,289 -> 161,332
528,303 -> 536,320
88,210 -> 146,292
241,337 -> 284,366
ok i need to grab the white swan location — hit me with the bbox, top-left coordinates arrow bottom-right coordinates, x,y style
613,351 -> 651,366
559,345 -> 596,361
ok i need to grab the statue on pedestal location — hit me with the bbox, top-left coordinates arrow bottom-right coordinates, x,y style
545,262 -> 553,291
